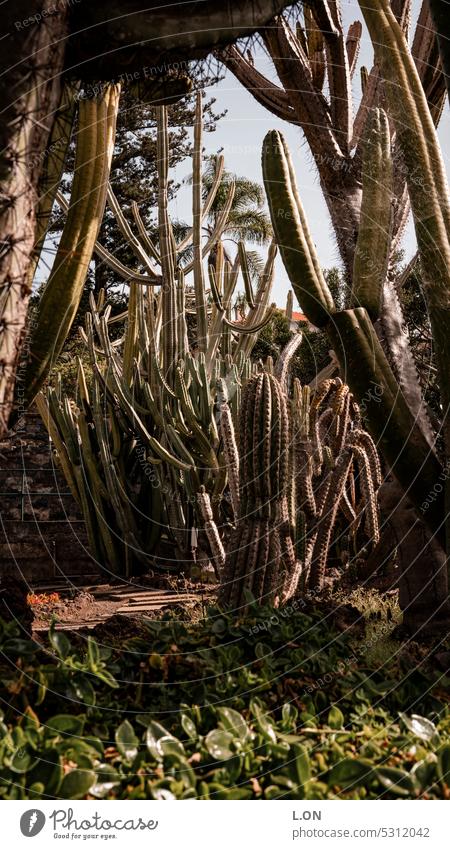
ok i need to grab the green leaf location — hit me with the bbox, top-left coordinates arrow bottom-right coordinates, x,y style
291,743 -> 310,788
328,758 -> 374,789
251,703 -> 277,743
28,748 -> 63,796
49,623 -> 71,659
411,755 -> 437,790
181,714 -> 197,741
328,706 -> 344,729
10,747 -> 39,774
67,677 -> 96,706
376,767 -> 417,797
92,668 -> 119,688
145,721 -> 185,762
205,729 -> 235,761
59,768 -> 96,799
217,707 -> 251,742
87,637 -> 100,669
90,765 -> 121,799
437,744 -> 450,785
282,703 -> 298,727
28,782 -> 45,800
115,720 -> 139,763
46,715 -> 85,736
398,712 -> 438,743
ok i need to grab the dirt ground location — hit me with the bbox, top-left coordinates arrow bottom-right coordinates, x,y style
30,575 -> 217,632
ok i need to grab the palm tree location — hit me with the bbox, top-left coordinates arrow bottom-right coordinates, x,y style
183,155 -> 272,278
200,156 -> 272,278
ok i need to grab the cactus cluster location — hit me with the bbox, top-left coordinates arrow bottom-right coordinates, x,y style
219,370 -> 382,609
37,96 -> 276,576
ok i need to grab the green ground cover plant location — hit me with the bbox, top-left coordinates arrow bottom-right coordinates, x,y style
1,602 -> 449,800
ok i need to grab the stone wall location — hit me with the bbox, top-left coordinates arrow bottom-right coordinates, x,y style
0,407 -> 98,583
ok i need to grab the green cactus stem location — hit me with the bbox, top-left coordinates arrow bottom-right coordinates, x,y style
24,86 -> 120,403
262,129 -> 335,327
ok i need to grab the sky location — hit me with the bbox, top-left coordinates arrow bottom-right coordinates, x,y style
166,0 -> 450,308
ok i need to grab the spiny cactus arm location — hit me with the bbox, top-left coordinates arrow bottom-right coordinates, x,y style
350,441 -> 380,544
218,396 -> 240,520
351,428 -> 383,489
285,289 -> 293,322
23,87 -> 120,405
233,241 -> 277,360
55,190 -> 155,285
208,265 -> 223,313
346,20 -> 362,78
197,486 -> 225,578
192,92 -> 208,354
206,254 -> 240,367
351,66 -> 381,149
360,66 -> 369,94
176,154 -> 226,253
107,186 -> 160,280
274,332 -> 303,391
308,450 -> 353,590
174,366 -> 220,468
223,306 -> 276,334
35,391 -> 80,503
182,180 -> 236,276
218,45 -> 296,123
27,83 -> 79,288
262,130 -> 335,327
130,201 -> 161,265
360,0 -> 450,277
304,7 -> 326,91
352,108 -> 393,320
323,0 -> 353,151
176,270 -> 189,361
262,16 -> 343,172
327,307 -> 445,547
122,282 -> 139,385
238,241 -> 256,309
156,105 -> 178,379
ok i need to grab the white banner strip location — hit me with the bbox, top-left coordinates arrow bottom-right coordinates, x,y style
5,800 -> 448,848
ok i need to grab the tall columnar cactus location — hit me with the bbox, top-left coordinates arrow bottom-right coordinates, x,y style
37,97 -> 276,576
262,127 -> 445,553
351,107 -> 393,320
219,371 -> 297,609
22,85 -> 120,406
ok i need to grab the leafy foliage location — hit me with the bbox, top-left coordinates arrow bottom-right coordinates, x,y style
1,605 -> 449,800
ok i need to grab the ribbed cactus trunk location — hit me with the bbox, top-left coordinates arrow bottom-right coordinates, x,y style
0,1 -> 70,434
219,371 -> 297,610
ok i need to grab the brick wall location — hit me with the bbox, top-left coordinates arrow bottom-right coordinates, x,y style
0,408 -> 98,583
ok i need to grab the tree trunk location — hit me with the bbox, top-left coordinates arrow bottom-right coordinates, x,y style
377,477 -> 449,636
0,2 -> 69,433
